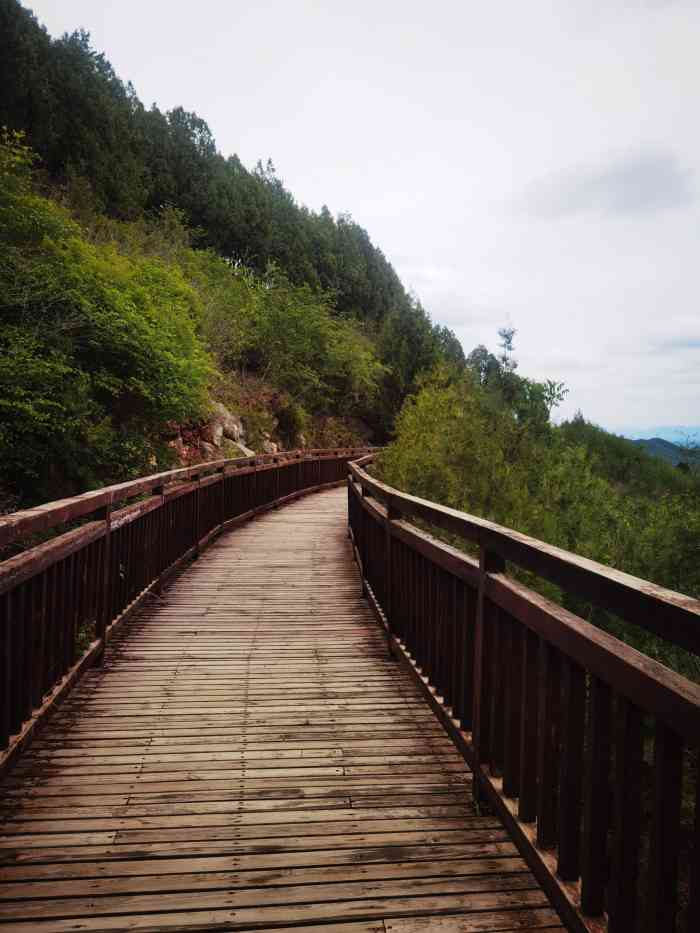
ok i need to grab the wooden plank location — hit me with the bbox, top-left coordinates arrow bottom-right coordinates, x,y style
0,890 -> 552,932
0,856 -> 529,901
0,842 -> 520,882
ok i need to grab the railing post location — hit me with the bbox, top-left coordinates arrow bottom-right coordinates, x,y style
95,499 -> 112,665
385,500 -> 401,638
472,544 -> 505,804
192,472 -> 201,558
152,484 -> 165,596
1,595 -> 11,748
218,465 -> 226,529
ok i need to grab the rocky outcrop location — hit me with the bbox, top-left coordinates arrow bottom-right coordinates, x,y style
201,402 -> 244,447
167,402 -> 256,465
261,433 -> 279,455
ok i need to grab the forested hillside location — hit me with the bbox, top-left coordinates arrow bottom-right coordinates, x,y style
633,436 -> 693,467
0,0 -> 463,507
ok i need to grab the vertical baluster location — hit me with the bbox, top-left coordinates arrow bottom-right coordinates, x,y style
67,550 -> 78,668
427,560 -> 436,679
148,507 -> 156,588
0,594 -> 11,747
109,524 -> 118,626
130,516 -> 139,603
439,569 -> 449,694
502,615 -> 522,798
48,562 -> 59,689
689,757 -> 700,933
75,548 -> 86,648
42,564 -> 54,695
417,553 -> 427,671
119,524 -> 128,615
114,525 -> 123,618
12,585 -> 26,730
488,605 -> 504,777
448,576 -> 459,716
20,581 -> 34,719
137,510 -> 146,593
394,537 -> 405,641
557,657 -> 586,880
459,585 -> 476,731
645,722 -> 683,933
440,570 -> 450,698
389,532 -> 398,637
472,548 -> 505,788
57,556 -> 67,673
221,469 -> 229,524
193,474 -> 201,553
608,695 -> 644,932
431,565 -> 441,688
408,547 -> 417,656
518,627 -> 539,822
25,579 -> 37,710
29,575 -> 45,708
420,559 -> 430,675
56,554 -> 70,677
536,640 -> 561,848
580,675 -> 612,915
85,544 -> 100,633
452,579 -> 465,723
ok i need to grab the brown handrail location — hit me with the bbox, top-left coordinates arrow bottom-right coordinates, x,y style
348,455 -> 700,933
0,447 -> 375,768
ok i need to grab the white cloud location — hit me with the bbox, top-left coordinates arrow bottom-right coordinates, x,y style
522,152 -> 694,217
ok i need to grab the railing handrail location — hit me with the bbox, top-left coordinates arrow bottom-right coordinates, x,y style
349,456 -> 700,655
347,454 -> 700,933
0,447 -> 378,549
351,464 -> 700,741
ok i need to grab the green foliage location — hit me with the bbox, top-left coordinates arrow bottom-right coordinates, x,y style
379,348 -> 700,682
0,129 -> 388,500
238,269 -> 386,413
0,131 -> 211,502
466,329 -> 567,432
558,413 -> 694,496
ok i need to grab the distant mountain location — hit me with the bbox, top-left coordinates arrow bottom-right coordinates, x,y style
632,437 -> 688,466
622,426 -> 700,445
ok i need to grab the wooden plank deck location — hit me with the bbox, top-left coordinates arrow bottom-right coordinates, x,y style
0,487 -> 563,933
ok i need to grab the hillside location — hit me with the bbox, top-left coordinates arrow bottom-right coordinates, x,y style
0,0 -> 464,508
633,436 -> 687,466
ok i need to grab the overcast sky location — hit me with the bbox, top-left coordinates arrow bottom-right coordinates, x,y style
27,0 -> 700,433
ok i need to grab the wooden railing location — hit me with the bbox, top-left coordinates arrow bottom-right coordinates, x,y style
348,455 -> 700,933
0,447 -> 373,765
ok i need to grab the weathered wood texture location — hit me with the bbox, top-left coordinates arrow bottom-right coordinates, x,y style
348,460 -> 700,933
0,488 -> 563,932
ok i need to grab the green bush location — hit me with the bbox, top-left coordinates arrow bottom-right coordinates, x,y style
0,131 -> 211,503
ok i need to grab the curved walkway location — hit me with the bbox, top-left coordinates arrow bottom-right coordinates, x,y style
0,488 -> 562,932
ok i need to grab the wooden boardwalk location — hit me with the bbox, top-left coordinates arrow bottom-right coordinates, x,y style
0,488 -> 563,933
